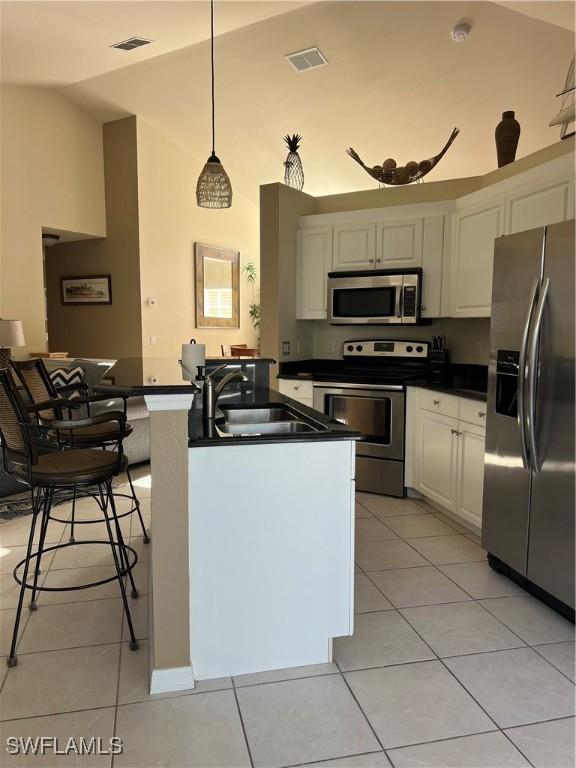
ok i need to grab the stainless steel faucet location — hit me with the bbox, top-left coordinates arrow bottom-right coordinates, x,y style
202,364 -> 249,420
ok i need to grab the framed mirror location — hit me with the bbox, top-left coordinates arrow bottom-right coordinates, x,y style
195,243 -> 240,328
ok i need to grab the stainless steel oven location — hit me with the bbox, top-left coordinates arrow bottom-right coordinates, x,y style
328,268 -> 422,325
313,383 -> 405,497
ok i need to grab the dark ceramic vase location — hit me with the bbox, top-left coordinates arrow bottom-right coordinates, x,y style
495,111 -> 521,168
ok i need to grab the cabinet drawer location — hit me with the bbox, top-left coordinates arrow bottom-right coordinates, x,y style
278,378 -> 314,402
459,398 -> 487,427
419,389 -> 459,419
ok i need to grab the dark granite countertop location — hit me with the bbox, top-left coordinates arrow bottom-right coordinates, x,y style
408,382 -> 487,402
277,359 -> 487,402
94,357 -> 274,397
188,386 -> 363,447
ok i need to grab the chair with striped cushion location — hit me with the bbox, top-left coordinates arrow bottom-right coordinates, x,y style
11,358 -> 148,544
0,368 -> 139,667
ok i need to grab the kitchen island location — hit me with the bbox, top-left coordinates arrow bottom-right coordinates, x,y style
97,358 -> 361,693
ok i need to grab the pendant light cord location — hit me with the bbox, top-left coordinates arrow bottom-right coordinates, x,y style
210,0 -> 215,155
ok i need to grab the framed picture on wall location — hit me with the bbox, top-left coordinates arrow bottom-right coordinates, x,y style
195,243 -> 240,328
61,275 -> 112,305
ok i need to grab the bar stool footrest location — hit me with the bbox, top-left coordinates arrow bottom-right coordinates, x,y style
13,541 -> 138,593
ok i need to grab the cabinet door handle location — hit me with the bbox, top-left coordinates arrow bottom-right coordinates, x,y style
421,306 -> 427,311
478,411 -> 485,418
451,429 -> 461,436
375,257 -> 382,263
368,258 -> 374,264
433,399 -> 440,405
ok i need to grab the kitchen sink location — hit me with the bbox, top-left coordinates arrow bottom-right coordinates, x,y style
219,407 -> 298,424
218,420 -> 319,436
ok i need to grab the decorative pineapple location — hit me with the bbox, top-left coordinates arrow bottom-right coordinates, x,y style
283,134 -> 304,190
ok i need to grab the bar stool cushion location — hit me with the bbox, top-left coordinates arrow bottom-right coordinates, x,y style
49,421 -> 134,444
14,450 -> 128,486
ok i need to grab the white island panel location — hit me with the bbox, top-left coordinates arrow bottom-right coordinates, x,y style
189,439 -> 355,679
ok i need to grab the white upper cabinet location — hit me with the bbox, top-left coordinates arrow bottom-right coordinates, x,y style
296,227 -> 333,319
375,218 -> 423,268
332,222 -> 376,271
421,216 -> 445,318
450,198 -> 505,317
449,155 -> 574,318
507,176 -> 573,234
293,150 -> 573,322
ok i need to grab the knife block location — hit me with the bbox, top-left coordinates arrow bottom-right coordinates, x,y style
428,350 -> 449,385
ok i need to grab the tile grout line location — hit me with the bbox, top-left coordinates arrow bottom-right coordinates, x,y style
356,515 -> 566,765
0,703 -> 119,725
336,655 -> 531,766
371,522 -> 573,679
1,488 -> 571,761
283,750 -> 389,768
530,644 -> 576,685
231,676 -> 255,768
333,656 -> 391,764
110,670 -> 121,767
425,558 -> 575,660
393,587 -> 539,768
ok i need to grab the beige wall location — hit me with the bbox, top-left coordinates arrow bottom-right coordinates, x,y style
0,85 -> 106,353
45,118 -> 143,359
260,183 -> 316,368
313,318 -> 491,365
136,119 -> 259,363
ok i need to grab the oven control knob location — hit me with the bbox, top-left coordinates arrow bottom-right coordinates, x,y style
416,345 -> 424,353
347,345 -> 354,352
406,345 -> 413,353
356,345 -> 363,352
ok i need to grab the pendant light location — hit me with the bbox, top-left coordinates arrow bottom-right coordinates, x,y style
196,0 -> 232,208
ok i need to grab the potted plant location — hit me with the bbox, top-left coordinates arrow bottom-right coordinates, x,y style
243,262 -> 261,341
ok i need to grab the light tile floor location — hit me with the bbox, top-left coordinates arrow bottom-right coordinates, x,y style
0,475 -> 574,768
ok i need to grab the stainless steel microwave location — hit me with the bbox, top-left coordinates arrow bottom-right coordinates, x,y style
327,268 -> 422,325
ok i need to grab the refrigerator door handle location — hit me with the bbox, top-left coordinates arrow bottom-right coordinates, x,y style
527,277 -> 550,473
518,278 -> 539,470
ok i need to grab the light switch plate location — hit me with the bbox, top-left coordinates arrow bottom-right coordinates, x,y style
282,341 -> 291,355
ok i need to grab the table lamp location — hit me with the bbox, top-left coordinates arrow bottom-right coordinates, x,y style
0,320 -> 25,368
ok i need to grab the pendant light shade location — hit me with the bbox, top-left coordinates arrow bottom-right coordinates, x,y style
197,152 -> 232,208
196,0 -> 232,208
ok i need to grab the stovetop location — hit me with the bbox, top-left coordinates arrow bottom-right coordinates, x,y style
278,358 -> 430,387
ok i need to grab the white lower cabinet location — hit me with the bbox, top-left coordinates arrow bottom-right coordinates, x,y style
411,388 -> 486,530
277,378 -> 314,407
417,410 -> 459,512
456,422 -> 486,529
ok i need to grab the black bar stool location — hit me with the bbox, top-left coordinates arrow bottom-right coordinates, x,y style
11,358 -> 149,544
0,369 -> 139,668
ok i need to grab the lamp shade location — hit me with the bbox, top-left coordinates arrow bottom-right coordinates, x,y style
196,153 -> 232,209
0,320 -> 25,348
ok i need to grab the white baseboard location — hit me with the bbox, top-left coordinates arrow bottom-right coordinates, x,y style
150,665 -> 195,695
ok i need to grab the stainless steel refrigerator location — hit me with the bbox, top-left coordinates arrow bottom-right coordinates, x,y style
482,219 -> 575,618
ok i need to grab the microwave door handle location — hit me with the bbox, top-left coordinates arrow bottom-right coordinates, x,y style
396,282 -> 403,319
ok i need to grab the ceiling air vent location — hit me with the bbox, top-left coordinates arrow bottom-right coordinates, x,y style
110,37 -> 153,52
286,46 -> 328,73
